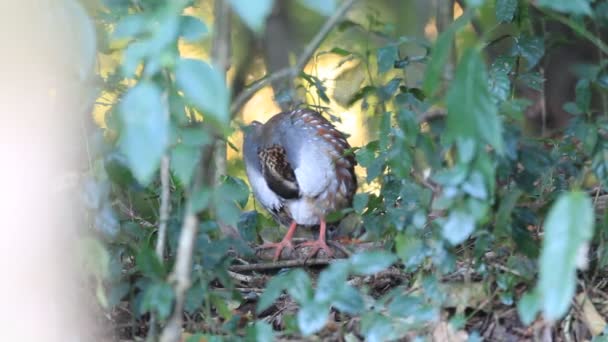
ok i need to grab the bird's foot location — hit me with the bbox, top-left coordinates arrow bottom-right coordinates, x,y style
297,239 -> 334,259
257,239 -> 294,261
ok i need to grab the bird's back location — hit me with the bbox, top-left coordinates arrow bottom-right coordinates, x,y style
244,109 -> 357,226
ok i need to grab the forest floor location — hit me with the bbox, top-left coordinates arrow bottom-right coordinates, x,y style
102,221 -> 608,342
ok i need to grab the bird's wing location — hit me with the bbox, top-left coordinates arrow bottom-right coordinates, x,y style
258,145 -> 300,199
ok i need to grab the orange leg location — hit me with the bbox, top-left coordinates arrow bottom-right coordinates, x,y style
298,218 -> 334,258
258,221 -> 297,261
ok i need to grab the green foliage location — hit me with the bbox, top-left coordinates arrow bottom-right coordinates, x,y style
446,48 -> 504,154
229,0 -> 274,32
537,0 -> 592,15
297,0 -> 337,16
496,0 -> 517,22
84,0 -> 608,340
539,192 -> 594,320
175,59 -> 230,127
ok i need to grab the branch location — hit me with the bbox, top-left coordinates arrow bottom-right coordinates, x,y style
148,154 -> 171,340
161,1 -> 232,339
230,0 -> 359,116
229,258 -> 333,272
211,0 -> 232,184
159,145 -> 215,342
156,154 -> 171,259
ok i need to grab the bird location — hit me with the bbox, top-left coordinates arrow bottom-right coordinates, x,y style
243,108 -> 357,260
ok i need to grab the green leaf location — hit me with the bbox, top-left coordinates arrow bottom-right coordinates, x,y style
332,284 -> 364,315
361,312 -> 393,342
297,301 -> 330,335
113,14 -> 146,39
423,30 -> 454,96
446,48 -> 504,154
513,35 -> 544,70
396,233 -> 425,268
229,0 -> 274,32
184,283 -> 206,314
141,282 -> 175,320
539,192 -> 594,321
423,11 -> 471,96
180,15 -> 208,42
285,269 -> 313,304
119,82 -> 169,185
442,209 -> 475,245
496,0 -> 517,22
297,0 -> 336,16
537,0 -> 591,15
517,290 -> 540,325
246,321 -> 275,342
350,251 -> 397,275
237,211 -> 259,242
462,171 -> 488,200
353,193 -> 369,214
175,59 -> 229,127
171,144 -> 199,186
136,246 -> 166,280
466,0 -> 485,8
377,45 -> 398,74
257,274 -> 287,313
576,79 -> 591,113
315,260 -> 350,302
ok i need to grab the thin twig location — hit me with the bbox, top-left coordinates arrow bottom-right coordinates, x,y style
227,270 -> 256,283
156,155 -> 171,259
147,155 -> 171,341
229,258 -> 333,272
230,0 -> 359,116
160,1 -> 231,341
160,145 -> 216,342
212,0 -> 231,184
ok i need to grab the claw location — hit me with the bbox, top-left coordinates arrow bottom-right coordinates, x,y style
258,240 -> 294,261
257,221 -> 297,261
297,218 -> 333,259
298,239 -> 334,259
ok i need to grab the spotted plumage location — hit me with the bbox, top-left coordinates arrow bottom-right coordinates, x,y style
243,108 -> 357,260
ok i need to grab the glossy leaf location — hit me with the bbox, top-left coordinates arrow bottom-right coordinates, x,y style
423,11 -> 471,96
285,269 -> 313,304
297,301 -> 330,335
537,0 -> 591,15
496,0 -> 517,22
539,192 -> 594,321
350,251 -> 398,275
118,82 -> 169,185
246,321 -> 275,342
257,273 -> 287,313
377,45 -> 398,74
513,35 -> 544,71
446,48 -> 504,154
170,144 -> 199,186
141,282 -> 175,320
229,0 -> 274,32
180,15 -> 208,42
517,290 -> 540,325
442,209 -> 475,245
136,246 -> 166,280
315,260 -> 350,302
175,59 -> 229,127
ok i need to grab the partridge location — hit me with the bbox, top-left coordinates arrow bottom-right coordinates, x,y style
243,108 -> 357,260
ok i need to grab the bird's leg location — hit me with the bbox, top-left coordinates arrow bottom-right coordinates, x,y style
258,221 -> 297,261
298,218 -> 334,258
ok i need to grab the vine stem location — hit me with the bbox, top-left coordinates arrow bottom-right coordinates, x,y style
230,0 -> 360,116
